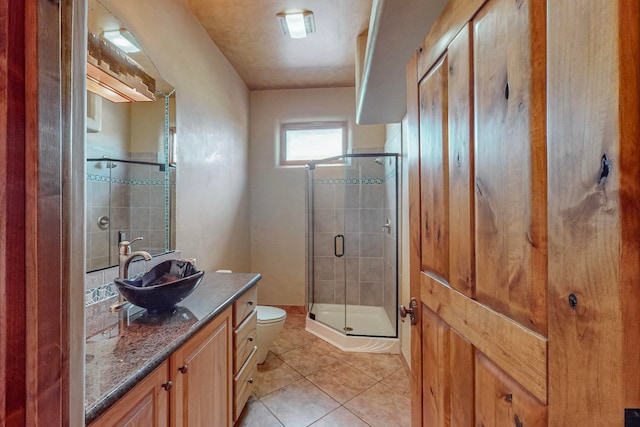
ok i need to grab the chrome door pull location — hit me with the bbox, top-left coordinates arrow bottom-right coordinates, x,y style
334,234 -> 345,258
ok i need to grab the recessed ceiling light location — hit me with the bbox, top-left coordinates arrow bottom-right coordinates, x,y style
277,11 -> 315,39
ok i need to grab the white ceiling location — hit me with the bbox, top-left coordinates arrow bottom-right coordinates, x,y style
184,0 -> 447,123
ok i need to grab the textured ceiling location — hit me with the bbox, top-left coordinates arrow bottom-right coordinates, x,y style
185,0 -> 373,90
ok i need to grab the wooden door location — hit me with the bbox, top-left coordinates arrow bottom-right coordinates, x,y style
408,0 -> 640,425
409,0 -> 548,425
172,307 -> 233,427
90,362 -> 170,427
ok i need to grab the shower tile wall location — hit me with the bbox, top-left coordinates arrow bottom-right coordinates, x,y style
312,155 -> 387,309
86,152 -> 172,271
129,152 -> 168,254
86,161 -> 132,271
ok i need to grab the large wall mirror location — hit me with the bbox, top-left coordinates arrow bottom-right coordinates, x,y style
86,0 -> 177,272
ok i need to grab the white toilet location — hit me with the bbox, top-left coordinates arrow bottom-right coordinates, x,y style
256,305 -> 287,364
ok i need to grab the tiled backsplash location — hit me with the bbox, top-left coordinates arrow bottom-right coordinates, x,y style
84,250 -> 181,337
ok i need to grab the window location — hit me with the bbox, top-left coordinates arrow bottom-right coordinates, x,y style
280,121 -> 347,166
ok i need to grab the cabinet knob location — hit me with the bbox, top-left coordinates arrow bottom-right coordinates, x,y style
178,365 -> 189,374
248,300 -> 254,306
248,377 -> 254,384
248,336 -> 254,342
161,381 -> 173,391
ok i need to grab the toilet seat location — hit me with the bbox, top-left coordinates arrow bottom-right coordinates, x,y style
257,306 -> 286,324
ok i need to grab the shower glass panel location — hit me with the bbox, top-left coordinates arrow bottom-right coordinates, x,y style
307,153 -> 399,338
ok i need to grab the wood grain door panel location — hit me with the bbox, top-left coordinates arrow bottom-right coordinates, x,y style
422,305 -> 450,427
447,23 -> 475,298
475,353 -> 547,427
419,56 -> 450,281
473,0 -> 547,336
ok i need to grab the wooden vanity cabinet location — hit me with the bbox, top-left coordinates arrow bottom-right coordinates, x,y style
88,306 -> 234,427
172,305 -> 233,427
89,361 -> 171,427
88,284 -> 261,427
232,285 -> 258,422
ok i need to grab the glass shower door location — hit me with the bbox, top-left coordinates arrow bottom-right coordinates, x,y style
306,158 -> 347,332
307,153 -> 399,339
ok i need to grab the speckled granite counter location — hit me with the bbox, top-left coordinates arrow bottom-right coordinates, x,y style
84,271 -> 261,425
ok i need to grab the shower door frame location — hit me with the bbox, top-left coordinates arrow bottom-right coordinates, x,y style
306,152 -> 400,339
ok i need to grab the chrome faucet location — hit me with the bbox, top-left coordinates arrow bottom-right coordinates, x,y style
110,237 -> 152,332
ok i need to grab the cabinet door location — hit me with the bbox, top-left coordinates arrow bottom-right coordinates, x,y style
172,306 -> 233,427
90,362 -> 170,427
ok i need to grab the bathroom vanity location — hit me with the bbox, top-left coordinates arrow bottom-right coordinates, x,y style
85,271 -> 260,426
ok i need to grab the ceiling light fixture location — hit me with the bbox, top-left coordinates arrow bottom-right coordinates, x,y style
277,11 -> 315,39
102,29 -> 141,53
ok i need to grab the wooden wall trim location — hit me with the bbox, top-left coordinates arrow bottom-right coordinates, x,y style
417,0 -> 488,80
420,272 -> 548,404
618,0 -> 640,408
1,0 -> 28,425
25,0 -> 68,425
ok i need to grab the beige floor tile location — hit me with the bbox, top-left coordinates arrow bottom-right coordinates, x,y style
308,338 -> 349,360
278,342 -> 344,376
344,382 -> 411,427
261,378 -> 340,427
380,366 -> 411,398
270,327 -> 317,355
310,407 -> 370,426
236,395 -> 284,427
306,362 -> 377,404
283,313 -> 307,330
343,352 -> 405,381
254,352 -> 303,398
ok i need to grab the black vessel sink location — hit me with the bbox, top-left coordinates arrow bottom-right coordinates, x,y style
114,259 -> 204,314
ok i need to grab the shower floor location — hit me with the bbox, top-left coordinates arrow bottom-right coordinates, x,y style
311,303 -> 395,336
306,303 -> 399,354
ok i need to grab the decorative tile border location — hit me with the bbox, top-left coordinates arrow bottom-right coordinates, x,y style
87,173 -> 175,186
85,282 -> 118,306
314,177 -> 385,185
85,272 -> 144,307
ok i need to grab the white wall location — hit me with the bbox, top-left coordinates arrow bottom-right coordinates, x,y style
249,87 -> 386,306
130,99 -> 165,155
105,0 -> 251,272
86,97 -> 129,157
396,118 -> 412,365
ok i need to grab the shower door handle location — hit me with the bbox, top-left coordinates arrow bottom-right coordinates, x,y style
334,234 -> 344,258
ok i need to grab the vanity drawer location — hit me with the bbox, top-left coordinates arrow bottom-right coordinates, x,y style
233,286 -> 257,327
234,310 -> 257,373
234,346 -> 258,421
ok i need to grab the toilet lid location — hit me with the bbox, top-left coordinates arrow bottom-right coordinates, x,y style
257,306 -> 286,324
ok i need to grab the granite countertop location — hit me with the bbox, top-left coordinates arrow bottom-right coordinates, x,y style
84,271 -> 261,425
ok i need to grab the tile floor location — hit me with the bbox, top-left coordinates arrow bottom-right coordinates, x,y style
236,312 -> 411,427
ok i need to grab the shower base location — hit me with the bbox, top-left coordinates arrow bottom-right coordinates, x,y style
306,303 -> 400,354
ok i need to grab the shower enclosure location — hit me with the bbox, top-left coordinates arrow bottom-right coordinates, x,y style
306,153 -> 399,350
